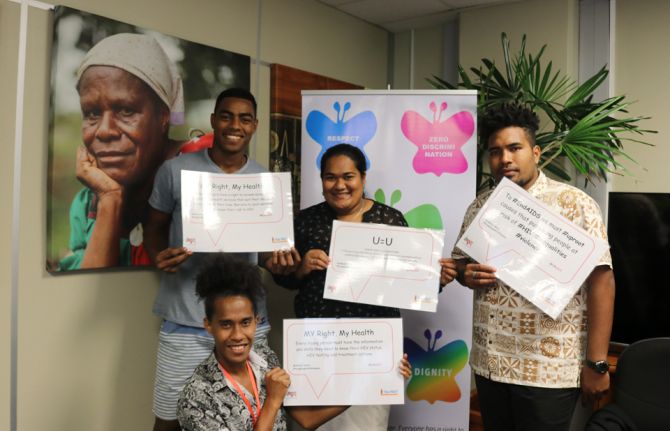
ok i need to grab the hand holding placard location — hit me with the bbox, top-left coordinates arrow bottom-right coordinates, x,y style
283,318 -> 404,406
456,178 -> 608,318
181,171 -> 294,252
324,221 -> 444,312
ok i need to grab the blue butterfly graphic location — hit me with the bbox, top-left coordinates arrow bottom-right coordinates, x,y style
305,101 -> 377,169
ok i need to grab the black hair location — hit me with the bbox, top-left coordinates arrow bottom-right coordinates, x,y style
195,254 -> 265,320
213,87 -> 257,116
320,144 -> 367,178
481,102 -> 540,147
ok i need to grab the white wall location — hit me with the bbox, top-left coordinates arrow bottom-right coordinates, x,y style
0,1 -> 388,430
392,24 -> 446,90
391,0 -> 579,118
0,5 -> 19,429
414,24 -> 445,89
613,0 -> 670,193
392,30 -> 412,89
459,0 -> 579,99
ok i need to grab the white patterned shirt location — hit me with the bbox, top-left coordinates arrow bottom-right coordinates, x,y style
452,171 -> 612,388
177,345 -> 286,431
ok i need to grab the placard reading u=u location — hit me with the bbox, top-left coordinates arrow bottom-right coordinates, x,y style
323,221 -> 444,312
181,170 -> 294,252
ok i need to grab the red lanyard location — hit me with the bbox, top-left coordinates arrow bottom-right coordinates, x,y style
218,361 -> 261,426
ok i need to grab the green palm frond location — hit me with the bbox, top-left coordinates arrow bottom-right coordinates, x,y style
429,32 -> 655,192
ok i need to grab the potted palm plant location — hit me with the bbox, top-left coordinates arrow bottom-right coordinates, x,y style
428,33 -> 654,192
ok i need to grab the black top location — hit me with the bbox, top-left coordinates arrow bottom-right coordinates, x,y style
275,200 -> 408,318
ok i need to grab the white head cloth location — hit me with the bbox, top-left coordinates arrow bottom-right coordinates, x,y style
76,33 -> 185,124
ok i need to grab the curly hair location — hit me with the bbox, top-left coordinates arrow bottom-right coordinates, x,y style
481,103 -> 540,146
195,254 -> 266,320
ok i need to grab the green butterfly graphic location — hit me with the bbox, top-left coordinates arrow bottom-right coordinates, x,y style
374,188 -> 443,230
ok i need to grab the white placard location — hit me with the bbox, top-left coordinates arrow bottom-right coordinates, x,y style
283,318 -> 404,406
323,221 -> 444,312
456,177 -> 609,319
181,171 -> 294,252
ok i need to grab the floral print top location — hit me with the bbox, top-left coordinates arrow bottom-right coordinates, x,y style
177,344 -> 285,431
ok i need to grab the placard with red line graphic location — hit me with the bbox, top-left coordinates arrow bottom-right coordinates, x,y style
181,171 -> 294,252
323,220 -> 444,312
455,178 -> 609,319
283,318 -> 404,406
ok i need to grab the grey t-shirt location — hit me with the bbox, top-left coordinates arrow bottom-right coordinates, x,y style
149,150 -> 270,338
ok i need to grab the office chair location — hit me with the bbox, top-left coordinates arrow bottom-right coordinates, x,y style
586,337 -> 670,431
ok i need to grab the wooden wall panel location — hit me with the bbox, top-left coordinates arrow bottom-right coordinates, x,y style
270,64 -> 362,116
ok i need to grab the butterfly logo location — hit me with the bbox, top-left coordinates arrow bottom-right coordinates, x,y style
305,101 -> 377,169
404,329 -> 469,404
401,101 -> 474,176
464,237 -> 473,247
374,188 -> 443,230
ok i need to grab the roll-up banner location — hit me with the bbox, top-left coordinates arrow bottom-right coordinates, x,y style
301,90 -> 477,430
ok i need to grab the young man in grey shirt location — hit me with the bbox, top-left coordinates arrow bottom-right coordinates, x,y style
144,88 -> 299,431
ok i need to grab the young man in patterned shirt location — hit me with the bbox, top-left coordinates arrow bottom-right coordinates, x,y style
452,103 -> 615,431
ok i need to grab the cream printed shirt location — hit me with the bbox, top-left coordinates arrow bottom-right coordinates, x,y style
453,171 -> 612,388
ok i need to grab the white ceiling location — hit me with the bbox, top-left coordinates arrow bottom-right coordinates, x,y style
316,0 -> 521,32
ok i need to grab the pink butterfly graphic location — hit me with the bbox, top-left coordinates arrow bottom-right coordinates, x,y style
401,101 -> 474,176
